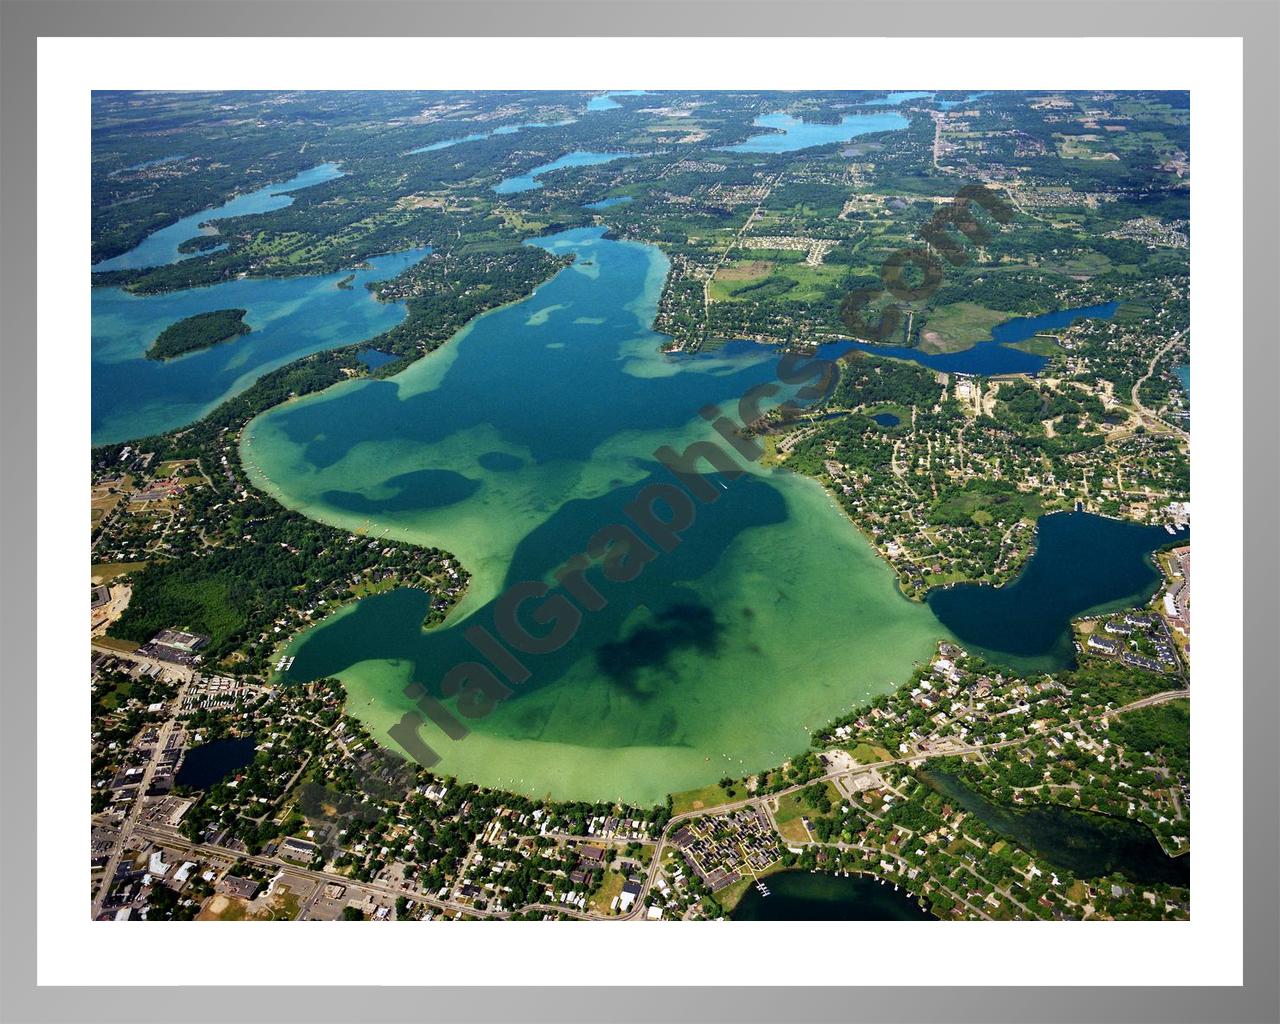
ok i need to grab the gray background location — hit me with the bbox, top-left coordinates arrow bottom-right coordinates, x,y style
1,1 -> 1276,1022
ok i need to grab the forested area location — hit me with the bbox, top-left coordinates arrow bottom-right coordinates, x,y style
146,308 -> 249,360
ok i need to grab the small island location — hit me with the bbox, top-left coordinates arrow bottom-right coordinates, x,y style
175,232 -> 224,254
146,308 -> 251,361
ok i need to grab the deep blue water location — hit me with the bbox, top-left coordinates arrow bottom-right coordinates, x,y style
927,511 -> 1187,670
731,871 -> 934,920
494,151 -> 634,194
723,112 -> 910,153
91,247 -> 429,444
872,412 -> 901,427
91,163 -> 344,273
1174,364 -> 1189,396
357,348 -> 399,370
175,737 -> 257,790
849,302 -> 1119,376
584,196 -> 633,210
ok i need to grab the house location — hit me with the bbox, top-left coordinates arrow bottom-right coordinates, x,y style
1087,635 -> 1118,655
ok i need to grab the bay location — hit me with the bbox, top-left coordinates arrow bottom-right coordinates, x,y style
92,163 -> 345,273
242,227 -> 949,805
91,247 -> 429,445
921,768 -> 1189,886
927,511 -> 1187,671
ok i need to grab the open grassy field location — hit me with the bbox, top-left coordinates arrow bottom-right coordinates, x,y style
772,781 -> 842,843
589,869 -> 627,915
917,301 -> 1011,353
197,894 -> 250,921
931,482 -> 1042,527
848,741 -> 894,764
670,781 -> 739,816
93,635 -> 142,654
710,251 -> 846,304
1114,300 -> 1155,324
1004,333 -> 1063,357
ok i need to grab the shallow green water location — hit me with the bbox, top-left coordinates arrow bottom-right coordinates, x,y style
243,228 -> 948,804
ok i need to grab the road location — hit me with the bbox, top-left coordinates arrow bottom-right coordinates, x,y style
102,688 -> 1188,923
699,173 -> 783,344
91,676 -> 192,919
627,688 -> 1192,920
1131,328 -> 1189,431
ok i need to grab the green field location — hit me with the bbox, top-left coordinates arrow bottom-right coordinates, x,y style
670,781 -> 739,816
930,481 -> 1042,528
917,301 -> 1012,353
710,252 -> 845,304
92,560 -> 147,582
1005,333 -> 1063,357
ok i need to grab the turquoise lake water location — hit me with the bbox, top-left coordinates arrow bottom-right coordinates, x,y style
494,151 -> 634,194
92,163 -> 344,273
242,226 -> 951,803
723,112 -> 910,153
89,154 -> 1165,803
849,302 -> 1119,376
91,248 -> 429,444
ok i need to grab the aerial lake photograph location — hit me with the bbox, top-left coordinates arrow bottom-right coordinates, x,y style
89,87 -> 1191,926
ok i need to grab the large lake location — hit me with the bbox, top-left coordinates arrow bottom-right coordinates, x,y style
92,163 -> 344,273
93,166 -> 1158,805
242,227 -> 950,804
91,248 -> 429,445
587,91 -> 649,112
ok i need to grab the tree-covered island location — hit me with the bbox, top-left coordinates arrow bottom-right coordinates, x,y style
146,307 -> 251,361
